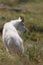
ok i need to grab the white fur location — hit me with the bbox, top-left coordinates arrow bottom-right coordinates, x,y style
2,17 -> 24,55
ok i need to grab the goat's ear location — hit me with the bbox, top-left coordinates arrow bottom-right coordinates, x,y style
20,16 -> 24,22
18,17 -> 22,22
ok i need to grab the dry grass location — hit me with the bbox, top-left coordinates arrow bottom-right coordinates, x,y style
0,0 -> 43,65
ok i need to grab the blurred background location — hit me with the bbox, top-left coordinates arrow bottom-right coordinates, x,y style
0,0 -> 43,65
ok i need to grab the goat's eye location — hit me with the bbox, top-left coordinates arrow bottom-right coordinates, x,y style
21,20 -> 24,23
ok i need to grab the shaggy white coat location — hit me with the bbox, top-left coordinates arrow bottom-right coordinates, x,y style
2,17 -> 24,55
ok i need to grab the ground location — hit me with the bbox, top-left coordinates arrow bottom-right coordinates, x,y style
0,0 -> 43,65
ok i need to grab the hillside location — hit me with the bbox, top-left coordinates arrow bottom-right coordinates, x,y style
0,0 -> 43,65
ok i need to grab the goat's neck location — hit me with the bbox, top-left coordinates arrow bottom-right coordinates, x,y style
11,20 -> 20,29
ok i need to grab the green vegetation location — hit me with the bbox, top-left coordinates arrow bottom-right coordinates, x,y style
0,0 -> 43,65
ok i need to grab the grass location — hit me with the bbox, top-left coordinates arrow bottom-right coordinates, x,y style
0,0 -> 43,65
